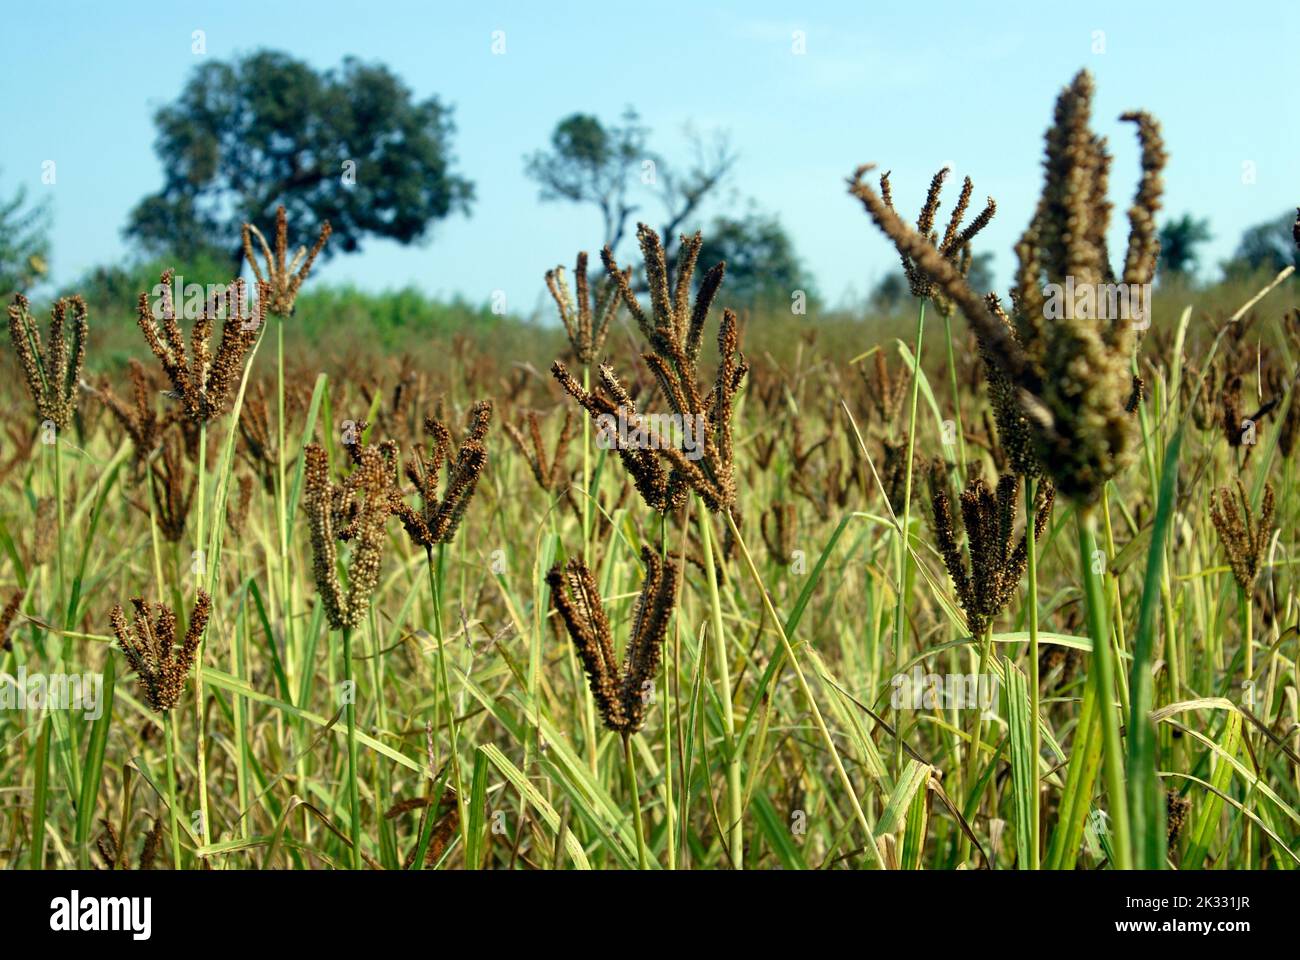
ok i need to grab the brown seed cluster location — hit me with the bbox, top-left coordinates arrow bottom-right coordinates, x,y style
226,473 -> 254,538
0,588 -> 24,651
149,430 -> 196,543
1166,790 -> 1191,844
982,294 -> 1042,478
238,381 -> 280,492
110,589 -> 211,713
878,166 -> 995,300
390,401 -> 492,549
849,70 -> 1166,503
546,251 -> 626,365
0,420 -> 35,483
503,407 -> 575,496
7,293 -> 88,430
136,271 -> 263,424
96,815 -> 164,871
552,361 -> 681,513
929,462 -> 1055,637
881,438 -> 920,516
242,205 -> 332,318
92,359 -> 172,474
1209,480 -> 1275,594
862,350 -> 909,429
555,224 -> 748,513
33,496 -> 56,566
304,440 -> 394,631
547,547 -> 678,734
760,501 -> 798,566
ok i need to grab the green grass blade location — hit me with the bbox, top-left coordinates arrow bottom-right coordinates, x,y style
1003,657 -> 1036,870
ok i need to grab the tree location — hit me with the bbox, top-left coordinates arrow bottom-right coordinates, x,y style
967,251 -> 996,295
1221,210 -> 1298,278
655,126 -> 737,250
525,109 -> 648,252
1157,214 -> 1211,278
0,173 -> 50,296
870,272 -> 908,313
695,206 -> 811,308
525,110 -> 734,258
126,50 -> 474,271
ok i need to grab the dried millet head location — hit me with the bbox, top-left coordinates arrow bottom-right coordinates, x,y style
242,205 -> 332,318
1209,480 -> 1275,594
110,590 -> 211,713
546,251 -> 625,365
847,69 -> 1165,505
547,547 -> 679,734
7,293 -> 88,431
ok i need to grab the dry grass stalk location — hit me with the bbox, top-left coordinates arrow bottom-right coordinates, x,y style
0,588 -> 24,651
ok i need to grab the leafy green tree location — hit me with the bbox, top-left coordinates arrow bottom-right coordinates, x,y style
1157,214 -> 1212,278
1221,210 -> 1298,278
695,207 -> 812,308
126,50 -> 474,271
0,174 -> 51,296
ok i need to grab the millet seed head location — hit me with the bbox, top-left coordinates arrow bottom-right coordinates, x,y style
1209,479 -> 1275,594
110,589 -> 211,714
136,271 -> 263,424
848,70 -> 1167,504
546,251 -> 625,365
242,205 -> 332,318
7,293 -> 88,431
391,400 -> 493,549
929,463 -> 1054,637
547,546 -> 679,735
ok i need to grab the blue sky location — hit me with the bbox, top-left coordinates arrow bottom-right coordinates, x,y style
2,1 -> 1297,313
